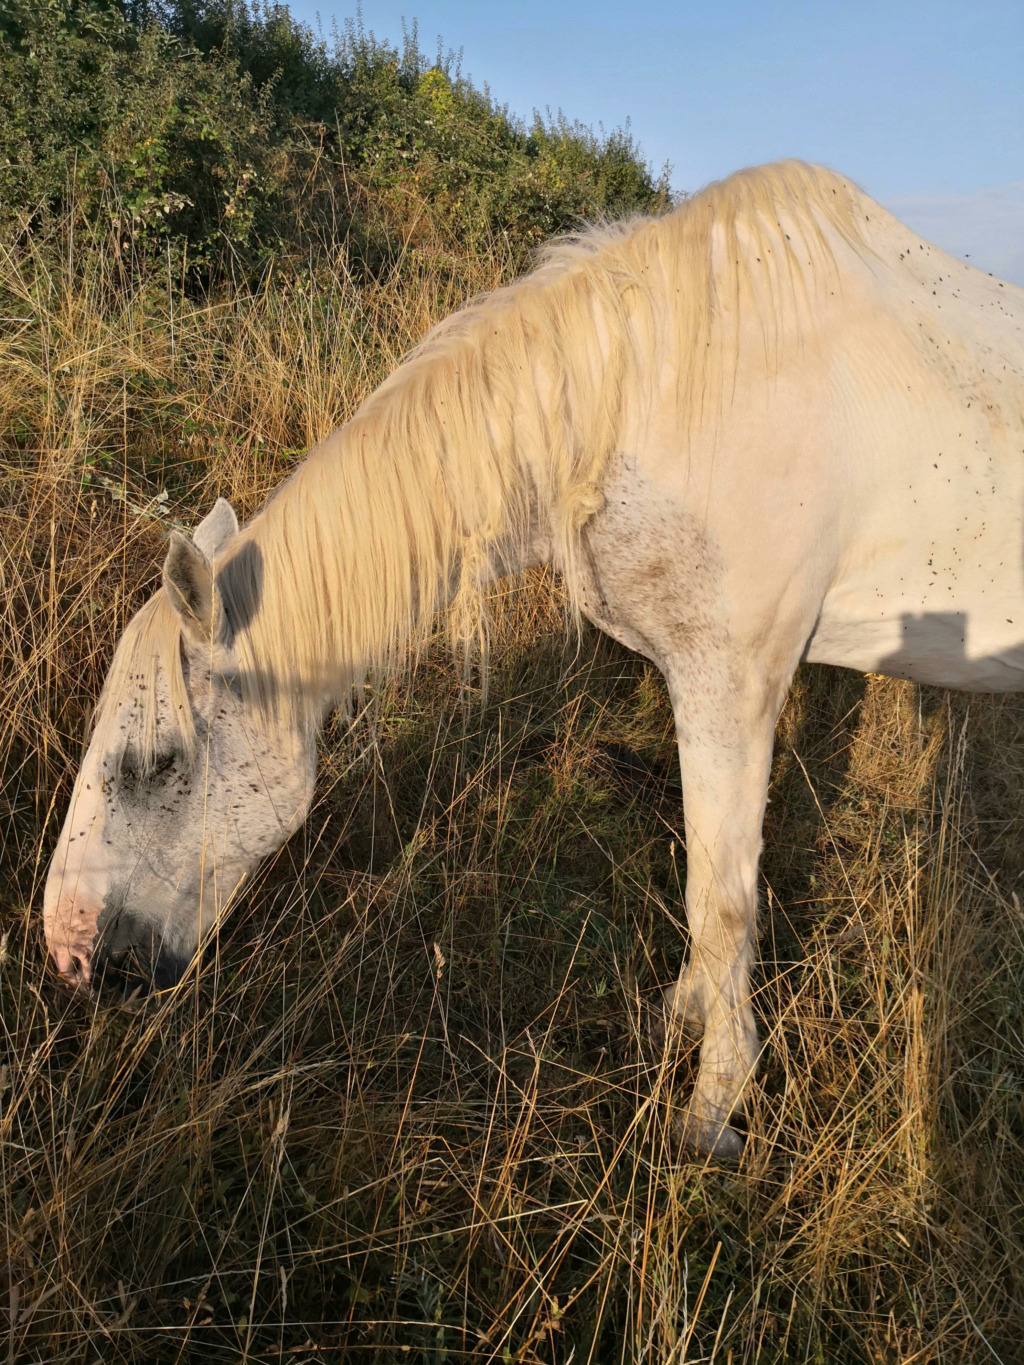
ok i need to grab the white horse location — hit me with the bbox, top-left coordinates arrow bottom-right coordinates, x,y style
43,161 -> 1024,1155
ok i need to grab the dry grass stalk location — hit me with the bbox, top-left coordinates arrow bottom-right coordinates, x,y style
2,218 -> 1024,1363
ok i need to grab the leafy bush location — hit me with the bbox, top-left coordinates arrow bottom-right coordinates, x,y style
0,0 -> 671,282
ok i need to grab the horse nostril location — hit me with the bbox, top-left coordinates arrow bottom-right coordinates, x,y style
54,950 -> 91,994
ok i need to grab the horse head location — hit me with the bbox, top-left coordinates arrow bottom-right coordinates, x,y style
42,499 -> 316,995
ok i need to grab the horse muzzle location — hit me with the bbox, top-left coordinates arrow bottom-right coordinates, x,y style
44,867 -> 190,997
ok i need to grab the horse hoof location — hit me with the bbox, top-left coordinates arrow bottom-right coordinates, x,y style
674,1107 -> 745,1159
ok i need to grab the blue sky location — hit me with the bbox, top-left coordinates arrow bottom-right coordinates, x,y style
287,0 -> 1024,282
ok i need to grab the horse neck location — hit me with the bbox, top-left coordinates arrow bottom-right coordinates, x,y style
227,359 -> 549,722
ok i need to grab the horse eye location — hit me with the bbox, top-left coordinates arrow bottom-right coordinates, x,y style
118,751 -> 177,788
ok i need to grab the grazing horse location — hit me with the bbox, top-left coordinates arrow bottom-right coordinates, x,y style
43,161 -> 1024,1156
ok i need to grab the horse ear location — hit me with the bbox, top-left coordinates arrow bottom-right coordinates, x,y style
192,497 -> 239,558
163,531 -> 220,643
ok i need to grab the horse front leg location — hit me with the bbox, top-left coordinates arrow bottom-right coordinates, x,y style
663,667 -> 785,1157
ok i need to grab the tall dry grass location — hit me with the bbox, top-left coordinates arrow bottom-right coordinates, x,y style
2,217 -> 1024,1364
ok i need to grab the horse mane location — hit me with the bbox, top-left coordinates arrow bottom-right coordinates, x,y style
94,160 -> 871,764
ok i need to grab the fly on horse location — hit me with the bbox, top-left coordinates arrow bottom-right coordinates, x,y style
43,161 -> 1024,1156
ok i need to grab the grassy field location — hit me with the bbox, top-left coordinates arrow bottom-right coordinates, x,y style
3,211 -> 1024,1365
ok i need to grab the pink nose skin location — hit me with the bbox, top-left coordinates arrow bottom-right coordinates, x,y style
52,933 -> 94,991
42,880 -> 103,993
52,944 -> 90,991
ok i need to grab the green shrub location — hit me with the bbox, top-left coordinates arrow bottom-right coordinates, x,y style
0,0 -> 671,284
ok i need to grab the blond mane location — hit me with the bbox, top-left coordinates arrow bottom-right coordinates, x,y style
95,161 -> 871,763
